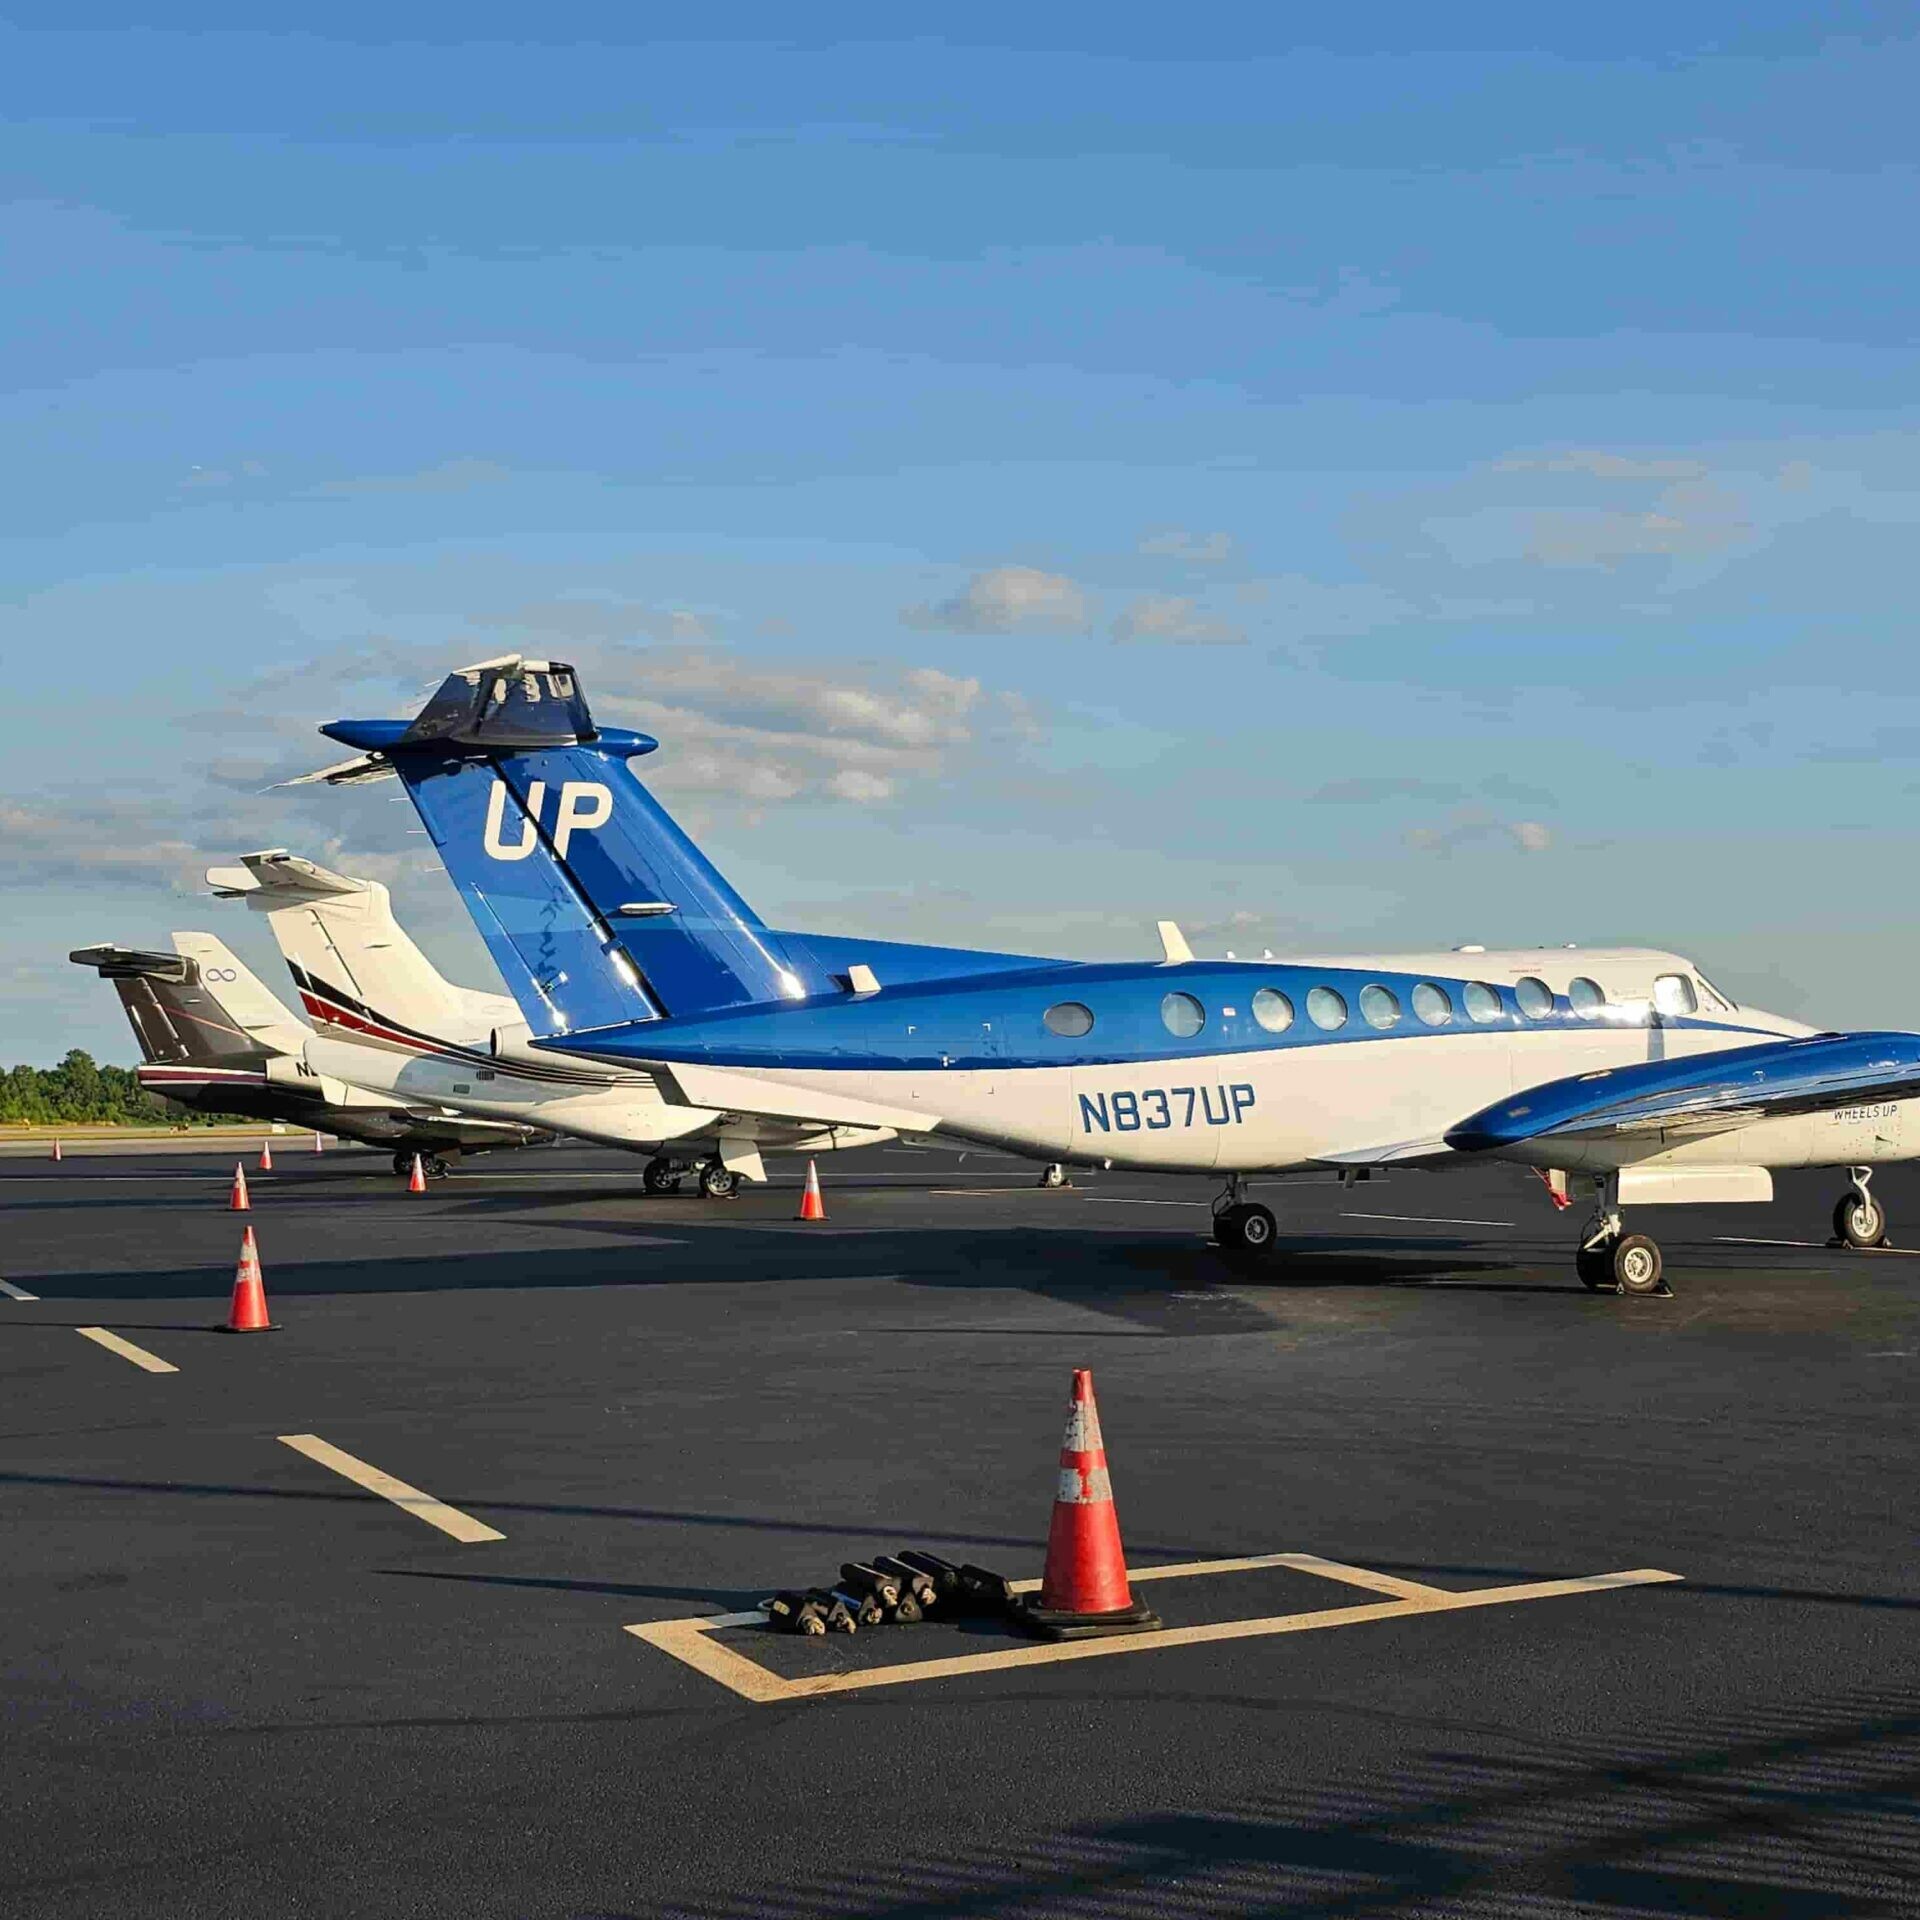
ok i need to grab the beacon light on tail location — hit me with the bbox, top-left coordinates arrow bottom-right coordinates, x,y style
309,654 -> 1920,1298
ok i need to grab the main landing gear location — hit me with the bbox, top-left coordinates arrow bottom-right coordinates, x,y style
1573,1175 -> 1667,1297
1832,1167 -> 1890,1250
1037,1162 -> 1068,1190
393,1150 -> 451,1180
642,1155 -> 740,1199
1211,1176 -> 1277,1253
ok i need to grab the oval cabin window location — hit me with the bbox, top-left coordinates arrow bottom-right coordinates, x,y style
1307,986 -> 1348,1031
1515,976 -> 1553,1020
1160,992 -> 1205,1039
1412,982 -> 1452,1027
1252,987 -> 1294,1033
1568,976 -> 1606,1018
1359,984 -> 1401,1030
1464,981 -> 1503,1024
1043,1002 -> 1094,1038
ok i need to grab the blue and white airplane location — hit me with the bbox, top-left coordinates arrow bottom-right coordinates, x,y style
309,655 -> 1920,1297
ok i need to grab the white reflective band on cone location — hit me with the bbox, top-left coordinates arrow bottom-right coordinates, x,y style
1061,1405 -> 1105,1453
1056,1465 -> 1114,1506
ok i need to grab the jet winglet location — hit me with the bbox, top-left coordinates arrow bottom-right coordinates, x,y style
1156,920 -> 1194,964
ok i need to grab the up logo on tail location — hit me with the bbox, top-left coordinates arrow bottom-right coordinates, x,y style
482,779 -> 613,862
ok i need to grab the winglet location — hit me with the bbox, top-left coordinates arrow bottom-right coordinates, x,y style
1156,920 -> 1194,965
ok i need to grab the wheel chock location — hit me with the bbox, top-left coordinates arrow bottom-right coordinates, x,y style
839,1562 -> 903,1609
767,1590 -> 827,1636
895,1550 -> 964,1602
871,1554 -> 938,1612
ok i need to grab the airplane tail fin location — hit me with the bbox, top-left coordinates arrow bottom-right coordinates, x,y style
68,937 -> 303,1066
165,933 -> 311,1057
208,848 -> 517,1047
320,657 -> 828,1035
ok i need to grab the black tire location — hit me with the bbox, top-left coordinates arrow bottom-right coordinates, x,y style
642,1159 -> 677,1196
1038,1163 -> 1067,1190
1575,1244 -> 1614,1291
426,1155 -> 452,1180
391,1151 -> 412,1178
1212,1203 -> 1248,1249
1239,1204 -> 1277,1252
698,1162 -> 740,1199
1611,1232 -> 1664,1296
1833,1191 -> 1886,1250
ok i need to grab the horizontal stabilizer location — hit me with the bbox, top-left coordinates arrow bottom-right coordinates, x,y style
69,944 -> 193,984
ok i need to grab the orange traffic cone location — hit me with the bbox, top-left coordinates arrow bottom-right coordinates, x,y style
51,1139 -> 62,1162
229,1161 -> 251,1212
796,1159 -> 826,1221
259,1139 -> 274,1172
313,1131 -> 324,1153
407,1153 -> 427,1193
1017,1369 -> 1161,1641
224,1226 -> 273,1332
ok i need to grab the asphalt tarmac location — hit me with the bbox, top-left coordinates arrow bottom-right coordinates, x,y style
3,1140 -> 1915,1918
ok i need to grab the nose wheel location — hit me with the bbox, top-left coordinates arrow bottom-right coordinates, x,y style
1832,1168 -> 1888,1249
642,1157 -> 686,1195
1575,1177 -> 1668,1296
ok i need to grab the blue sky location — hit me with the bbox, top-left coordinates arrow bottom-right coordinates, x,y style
5,6 -> 1920,1062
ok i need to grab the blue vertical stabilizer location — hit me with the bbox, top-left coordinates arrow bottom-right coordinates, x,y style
323,658 -> 825,1033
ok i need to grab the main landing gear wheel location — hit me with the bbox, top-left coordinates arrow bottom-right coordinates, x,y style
391,1151 -> 412,1178
1833,1186 -> 1887,1250
1213,1203 -> 1277,1252
1038,1163 -> 1067,1189
1575,1243 -> 1613,1292
642,1158 -> 684,1196
697,1160 -> 740,1200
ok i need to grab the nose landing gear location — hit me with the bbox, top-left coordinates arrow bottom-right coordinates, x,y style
1832,1167 -> 1889,1249
1574,1176 -> 1668,1297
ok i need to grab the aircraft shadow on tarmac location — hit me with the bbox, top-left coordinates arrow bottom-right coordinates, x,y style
590,1687 -> 1918,1919
14,1227 -> 1542,1329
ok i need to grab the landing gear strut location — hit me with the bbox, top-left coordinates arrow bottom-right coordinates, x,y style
1211,1175 -> 1276,1253
1573,1175 -> 1666,1297
1832,1167 -> 1889,1249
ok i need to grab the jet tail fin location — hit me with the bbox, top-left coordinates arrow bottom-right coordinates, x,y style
69,938 -> 302,1066
166,932 -> 309,1057
209,848 -> 516,1045
321,657 -> 828,1035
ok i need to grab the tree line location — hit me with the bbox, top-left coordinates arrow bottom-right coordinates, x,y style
0,1051 -> 243,1127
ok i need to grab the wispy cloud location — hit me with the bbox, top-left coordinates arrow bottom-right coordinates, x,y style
1138,528 -> 1234,563
1495,449 -> 1710,482
1405,809 -> 1554,856
1111,594 -> 1244,646
902,566 -> 1089,634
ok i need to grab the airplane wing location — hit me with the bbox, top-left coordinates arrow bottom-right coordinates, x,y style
1446,1033 -> 1920,1154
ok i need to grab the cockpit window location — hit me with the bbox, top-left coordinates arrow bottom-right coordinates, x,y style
1653,973 -> 1698,1017
1694,971 -> 1736,1011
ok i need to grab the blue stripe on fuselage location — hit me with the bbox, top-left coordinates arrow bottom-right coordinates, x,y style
540,960 -> 1772,1073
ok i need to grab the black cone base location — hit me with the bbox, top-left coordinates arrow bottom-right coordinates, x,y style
1013,1597 -> 1162,1642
